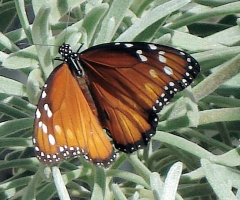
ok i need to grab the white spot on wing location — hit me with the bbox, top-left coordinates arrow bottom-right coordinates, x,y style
149,44 -> 157,50
139,55 -> 147,62
159,51 -> 165,55
44,104 -> 53,118
149,69 -> 158,78
48,134 -> 56,145
59,146 -> 64,152
169,82 -> 175,87
180,51 -> 185,55
36,109 -> 41,119
125,43 -> 133,47
47,109 -> 52,118
38,121 -> 43,127
164,66 -> 173,75
42,123 -> 48,134
54,125 -> 62,133
44,104 -> 49,111
41,91 -> 47,98
159,55 -> 166,63
135,49 -> 147,61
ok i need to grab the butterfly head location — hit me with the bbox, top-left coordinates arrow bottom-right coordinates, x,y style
58,43 -> 73,61
58,43 -> 84,76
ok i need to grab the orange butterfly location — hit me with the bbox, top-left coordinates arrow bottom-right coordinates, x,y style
33,42 -> 200,167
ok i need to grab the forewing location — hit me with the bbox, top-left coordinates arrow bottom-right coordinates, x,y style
33,63 -> 115,167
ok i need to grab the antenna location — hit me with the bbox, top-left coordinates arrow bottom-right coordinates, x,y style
64,9 -> 72,43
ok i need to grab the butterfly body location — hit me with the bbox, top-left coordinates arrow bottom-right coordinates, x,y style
33,42 -> 200,167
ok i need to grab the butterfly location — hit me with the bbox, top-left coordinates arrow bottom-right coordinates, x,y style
32,42 -> 200,167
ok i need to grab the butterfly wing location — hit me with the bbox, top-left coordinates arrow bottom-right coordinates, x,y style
79,42 -> 200,153
33,63 -> 115,167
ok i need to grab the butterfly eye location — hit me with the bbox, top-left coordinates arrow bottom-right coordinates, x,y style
33,42 -> 200,166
